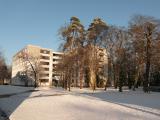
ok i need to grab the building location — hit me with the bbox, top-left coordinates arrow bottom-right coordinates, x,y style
11,45 -> 62,87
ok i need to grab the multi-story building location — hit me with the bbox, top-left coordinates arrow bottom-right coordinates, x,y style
11,45 -> 62,87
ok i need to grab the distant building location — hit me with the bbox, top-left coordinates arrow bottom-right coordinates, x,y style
11,45 -> 62,87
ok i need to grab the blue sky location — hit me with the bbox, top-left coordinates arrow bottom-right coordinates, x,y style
0,0 -> 160,65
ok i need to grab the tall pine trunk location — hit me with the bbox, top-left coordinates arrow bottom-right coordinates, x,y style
143,29 -> 151,93
89,68 -> 96,90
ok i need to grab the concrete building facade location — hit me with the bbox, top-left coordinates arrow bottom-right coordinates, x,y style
12,45 -> 62,87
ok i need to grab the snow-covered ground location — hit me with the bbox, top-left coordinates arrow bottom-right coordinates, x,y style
0,85 -> 160,120
73,87 -> 160,116
0,85 -> 34,95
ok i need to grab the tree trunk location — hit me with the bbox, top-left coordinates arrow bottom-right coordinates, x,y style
119,65 -> 123,92
114,64 -> 118,89
68,79 -> 71,91
2,78 -> 4,85
105,57 -> 111,91
68,69 -> 71,91
104,78 -> 108,91
34,73 -> 37,88
79,67 -> 83,89
128,71 -> 132,89
143,31 -> 151,93
90,69 -> 96,90
133,67 -> 139,91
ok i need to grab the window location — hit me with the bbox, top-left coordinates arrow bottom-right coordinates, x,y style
53,64 -> 57,68
53,59 -> 58,62
52,73 -> 59,77
39,74 -> 49,77
40,49 -> 50,54
40,68 -> 49,71
39,79 -> 49,82
40,56 -> 50,60
40,61 -> 49,65
53,53 -> 61,57
99,58 -> 104,62
99,52 -> 104,56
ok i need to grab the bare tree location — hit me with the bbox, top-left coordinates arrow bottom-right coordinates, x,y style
129,15 -> 160,92
101,26 -> 120,90
102,25 -> 131,92
0,51 -> 11,84
18,51 -> 40,87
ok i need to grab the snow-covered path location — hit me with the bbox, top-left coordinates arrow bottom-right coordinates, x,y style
0,86 -> 160,120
